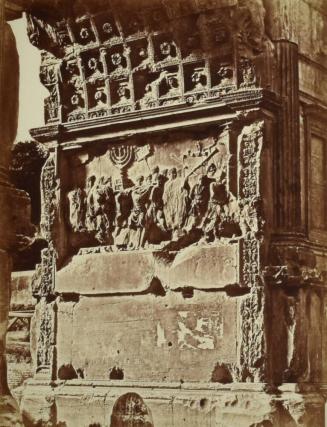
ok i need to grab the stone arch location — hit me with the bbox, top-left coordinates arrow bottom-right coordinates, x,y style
110,393 -> 154,427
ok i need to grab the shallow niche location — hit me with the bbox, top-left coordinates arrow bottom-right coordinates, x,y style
110,393 -> 154,427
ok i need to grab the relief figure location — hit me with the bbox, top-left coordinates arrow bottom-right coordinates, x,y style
93,176 -> 116,244
66,142 -> 246,250
184,163 -> 216,232
163,167 -> 189,239
67,187 -> 86,232
143,170 -> 169,246
85,175 -> 97,231
126,175 -> 151,249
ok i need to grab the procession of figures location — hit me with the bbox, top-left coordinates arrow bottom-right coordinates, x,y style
67,161 -> 255,250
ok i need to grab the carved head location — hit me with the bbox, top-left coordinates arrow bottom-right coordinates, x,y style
217,66 -> 233,79
138,47 -> 147,59
98,176 -> 106,185
152,166 -> 160,177
160,41 -> 172,56
207,163 -> 217,177
88,58 -> 98,71
169,167 -> 177,180
71,94 -> 80,106
166,74 -> 178,90
136,175 -> 144,186
191,68 -> 206,89
117,83 -> 130,101
144,84 -> 152,94
158,174 -> 166,186
80,27 -> 90,40
66,60 -> 78,75
95,90 -> 106,104
103,22 -> 113,34
111,53 -> 122,66
87,175 -> 96,189
106,177 -> 112,186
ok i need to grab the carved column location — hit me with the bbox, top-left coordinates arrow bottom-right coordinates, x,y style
0,2 -> 33,424
274,40 -> 301,232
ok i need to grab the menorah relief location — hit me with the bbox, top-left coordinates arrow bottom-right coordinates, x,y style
66,134 -> 261,252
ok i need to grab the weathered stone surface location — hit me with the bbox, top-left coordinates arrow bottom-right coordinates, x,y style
57,251 -> 156,294
158,244 -> 239,290
20,382 -> 325,427
3,0 -> 327,425
57,244 -> 239,294
20,384 -> 55,426
56,292 -> 238,382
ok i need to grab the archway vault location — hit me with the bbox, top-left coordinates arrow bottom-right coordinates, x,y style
110,392 -> 154,427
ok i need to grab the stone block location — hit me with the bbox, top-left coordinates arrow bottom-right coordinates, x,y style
157,243 -> 239,290
56,292 -> 237,383
56,251 -> 156,294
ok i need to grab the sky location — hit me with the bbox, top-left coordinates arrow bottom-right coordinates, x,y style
9,16 -> 47,141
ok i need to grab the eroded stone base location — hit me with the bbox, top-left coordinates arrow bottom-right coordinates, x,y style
0,395 -> 23,427
20,381 -> 325,427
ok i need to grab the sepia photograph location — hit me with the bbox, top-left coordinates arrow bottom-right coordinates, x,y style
0,0 -> 327,425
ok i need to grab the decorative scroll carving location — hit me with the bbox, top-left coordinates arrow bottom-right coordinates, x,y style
32,152 -> 58,375
241,238 -> 260,287
26,1 -> 270,124
36,300 -> 56,371
239,121 -> 263,199
32,246 -> 56,297
238,121 -> 263,287
40,153 -> 58,241
238,288 -> 266,382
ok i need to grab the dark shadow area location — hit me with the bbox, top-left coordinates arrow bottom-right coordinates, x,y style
211,363 -> 233,383
10,140 -> 48,225
109,366 -> 124,380
57,364 -> 78,380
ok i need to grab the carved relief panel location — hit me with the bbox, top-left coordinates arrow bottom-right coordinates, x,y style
64,128 -> 241,251
48,122 -> 264,296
